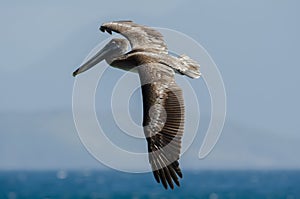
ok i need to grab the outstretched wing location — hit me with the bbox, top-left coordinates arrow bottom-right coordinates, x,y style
137,63 -> 184,189
100,20 -> 168,53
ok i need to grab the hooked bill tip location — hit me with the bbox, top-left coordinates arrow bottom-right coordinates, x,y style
72,69 -> 79,77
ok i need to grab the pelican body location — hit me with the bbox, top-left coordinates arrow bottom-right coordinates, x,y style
73,21 -> 200,189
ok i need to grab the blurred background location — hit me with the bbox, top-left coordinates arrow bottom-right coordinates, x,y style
1,0 -> 299,198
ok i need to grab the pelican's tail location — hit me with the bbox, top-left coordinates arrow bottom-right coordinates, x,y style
178,54 -> 201,79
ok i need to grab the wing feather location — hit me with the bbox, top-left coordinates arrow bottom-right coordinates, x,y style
137,63 -> 184,189
100,20 -> 168,53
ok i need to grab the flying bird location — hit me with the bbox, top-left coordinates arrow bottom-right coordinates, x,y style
73,21 -> 201,189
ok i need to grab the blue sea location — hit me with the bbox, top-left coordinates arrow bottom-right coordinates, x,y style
0,170 -> 299,199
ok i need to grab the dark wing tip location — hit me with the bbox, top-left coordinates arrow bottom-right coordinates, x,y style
172,161 -> 183,178
106,29 -> 112,34
153,170 -> 160,183
163,167 -> 174,190
99,26 -> 105,32
158,169 -> 168,190
99,26 -> 118,34
99,26 -> 112,34
152,161 -> 182,190
99,20 -> 133,33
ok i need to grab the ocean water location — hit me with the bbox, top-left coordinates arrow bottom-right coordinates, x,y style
0,170 -> 299,199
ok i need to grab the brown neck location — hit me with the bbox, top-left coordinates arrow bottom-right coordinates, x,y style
110,55 -> 138,71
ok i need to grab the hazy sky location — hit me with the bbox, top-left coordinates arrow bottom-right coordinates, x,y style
0,1 -> 299,170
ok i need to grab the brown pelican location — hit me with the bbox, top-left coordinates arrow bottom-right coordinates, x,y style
73,21 -> 200,189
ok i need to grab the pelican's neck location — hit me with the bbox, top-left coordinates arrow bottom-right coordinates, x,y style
109,55 -> 137,72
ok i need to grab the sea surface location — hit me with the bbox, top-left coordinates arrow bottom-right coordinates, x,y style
0,170 -> 299,199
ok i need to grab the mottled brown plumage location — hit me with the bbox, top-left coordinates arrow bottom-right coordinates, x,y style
73,20 -> 200,189
100,21 -> 168,53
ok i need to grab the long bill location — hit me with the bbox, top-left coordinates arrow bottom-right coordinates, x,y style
72,44 -> 115,77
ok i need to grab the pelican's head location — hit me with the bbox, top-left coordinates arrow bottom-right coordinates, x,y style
73,38 -> 129,77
